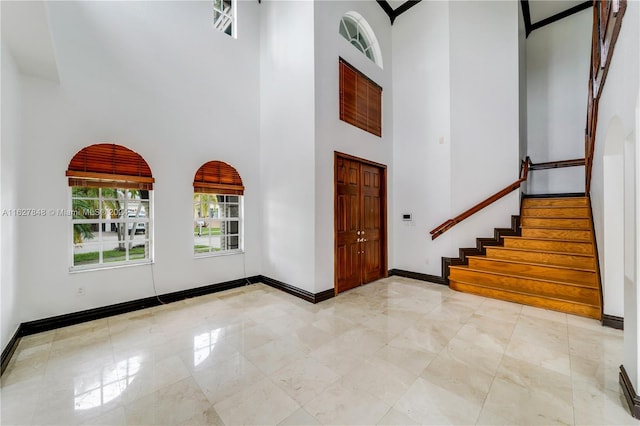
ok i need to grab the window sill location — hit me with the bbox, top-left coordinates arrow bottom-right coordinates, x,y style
69,260 -> 153,274
194,250 -> 244,259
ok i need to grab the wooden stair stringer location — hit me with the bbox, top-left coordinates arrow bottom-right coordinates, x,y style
440,215 -> 521,285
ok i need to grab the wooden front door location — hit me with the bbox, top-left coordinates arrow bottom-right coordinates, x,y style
335,153 -> 387,294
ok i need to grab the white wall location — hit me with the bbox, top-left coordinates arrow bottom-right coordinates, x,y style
392,1 -> 520,276
260,0 -> 316,292
448,1 -> 521,256
313,0 -> 392,292
1,44 -> 22,349
602,116 -> 626,318
526,8 -> 591,194
15,1 -> 262,322
588,0 -> 639,389
392,1 -> 452,275
518,0 -> 527,163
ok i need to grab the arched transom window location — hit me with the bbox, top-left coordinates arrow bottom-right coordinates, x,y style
338,11 -> 383,68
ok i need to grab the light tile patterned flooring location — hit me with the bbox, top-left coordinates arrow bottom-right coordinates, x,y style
1,277 -> 637,425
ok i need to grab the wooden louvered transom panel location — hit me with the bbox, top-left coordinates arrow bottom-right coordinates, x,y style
66,144 -> 154,190
193,161 -> 244,195
339,58 -> 382,137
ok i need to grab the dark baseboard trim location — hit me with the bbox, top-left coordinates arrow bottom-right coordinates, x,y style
603,314 -> 624,330
620,364 -> 640,418
1,274 -> 335,376
1,327 -> 22,376
315,288 -> 336,303
260,275 -> 335,304
20,276 -> 260,337
388,268 -> 446,285
523,192 -> 586,198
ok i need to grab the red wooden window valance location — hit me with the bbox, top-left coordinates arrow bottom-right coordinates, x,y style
193,161 -> 244,195
66,143 -> 154,190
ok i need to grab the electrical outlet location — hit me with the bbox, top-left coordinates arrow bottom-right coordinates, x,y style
77,287 -> 85,296
425,258 -> 430,265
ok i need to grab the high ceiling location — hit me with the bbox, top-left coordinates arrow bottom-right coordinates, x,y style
377,0 -> 593,35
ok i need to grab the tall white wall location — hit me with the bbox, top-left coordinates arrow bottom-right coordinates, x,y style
526,9 -> 591,194
16,1 -> 262,322
392,1 -> 520,276
313,1 -> 392,292
518,0 -> 527,162
260,0 -> 316,292
448,1 -> 521,253
1,44 -> 22,349
589,0 -> 639,388
392,1 -> 452,275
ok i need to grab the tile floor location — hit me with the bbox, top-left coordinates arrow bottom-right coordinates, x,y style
1,277 -> 637,425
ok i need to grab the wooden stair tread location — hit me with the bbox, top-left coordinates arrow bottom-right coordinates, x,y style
487,246 -> 594,258
523,216 -> 590,219
502,236 -> 592,244
449,278 -> 599,309
523,205 -> 588,209
464,255 -> 596,273
449,264 -> 598,289
521,225 -> 591,229
520,225 -> 591,233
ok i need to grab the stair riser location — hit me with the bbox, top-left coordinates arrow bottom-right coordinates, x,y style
485,247 -> 595,269
521,228 -> 591,241
521,218 -> 591,229
503,239 -> 593,254
449,269 -> 599,305
522,207 -> 590,218
450,280 -> 600,319
467,257 -> 597,285
522,198 -> 588,207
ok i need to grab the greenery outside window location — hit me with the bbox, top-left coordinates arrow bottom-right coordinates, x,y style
194,194 -> 242,255
72,187 -> 152,269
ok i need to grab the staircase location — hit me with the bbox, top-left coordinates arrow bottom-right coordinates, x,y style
448,196 -> 601,319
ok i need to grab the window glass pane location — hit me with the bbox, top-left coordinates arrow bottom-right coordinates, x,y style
357,33 -> 370,51
224,204 -> 239,218
193,191 -> 241,255
339,20 -> 350,40
344,18 -> 357,39
365,49 -> 374,60
73,243 -> 101,266
72,187 -> 99,199
73,223 -> 97,245
129,241 -> 149,261
104,248 -> 127,263
71,185 -> 152,269
227,236 -> 239,250
225,221 -> 239,234
351,40 -> 364,53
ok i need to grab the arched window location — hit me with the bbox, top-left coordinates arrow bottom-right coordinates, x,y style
66,144 -> 154,270
338,12 -> 383,68
193,161 -> 244,256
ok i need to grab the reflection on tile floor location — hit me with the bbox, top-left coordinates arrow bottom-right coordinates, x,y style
1,278 -> 638,425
